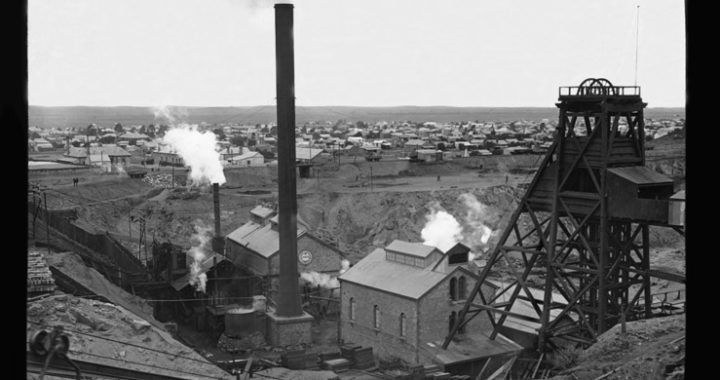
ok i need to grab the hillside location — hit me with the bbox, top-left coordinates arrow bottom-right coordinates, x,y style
28,105 -> 685,128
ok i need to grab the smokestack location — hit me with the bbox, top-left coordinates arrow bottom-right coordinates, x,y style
274,3 -> 302,317
211,183 -> 225,254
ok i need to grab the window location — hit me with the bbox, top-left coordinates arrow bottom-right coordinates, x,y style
349,298 -> 356,321
373,305 -> 381,329
449,252 -> 468,265
415,257 -> 424,267
399,313 -> 406,337
458,276 -> 466,300
449,277 -> 457,301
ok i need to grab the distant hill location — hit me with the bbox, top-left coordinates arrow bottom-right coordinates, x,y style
28,105 -> 685,129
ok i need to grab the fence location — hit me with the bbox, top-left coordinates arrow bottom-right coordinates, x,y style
28,202 -> 148,289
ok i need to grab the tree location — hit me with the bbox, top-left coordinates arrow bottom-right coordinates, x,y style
99,135 -> 116,144
71,141 -> 82,147
213,128 -> 226,141
114,123 -> 124,133
146,124 -> 156,138
230,135 -> 245,147
248,139 -> 257,147
312,132 -> 322,140
157,124 -> 169,137
30,131 -> 41,139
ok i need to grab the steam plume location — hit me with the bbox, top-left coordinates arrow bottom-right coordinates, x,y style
421,203 -> 462,252
339,259 -> 350,275
188,221 -> 213,293
458,193 -> 498,259
162,124 -> 226,186
300,271 -> 340,289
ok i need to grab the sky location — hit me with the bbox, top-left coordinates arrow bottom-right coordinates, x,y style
28,0 -> 685,108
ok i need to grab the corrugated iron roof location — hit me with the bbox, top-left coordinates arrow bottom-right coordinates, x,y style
226,221 -> 306,258
487,280 -> 571,335
250,206 -> 275,219
385,240 -> 440,258
608,166 -> 673,185
171,252 -> 228,291
296,147 -> 325,161
27,250 -> 56,294
65,146 -> 131,158
671,190 -> 685,200
339,247 -> 450,299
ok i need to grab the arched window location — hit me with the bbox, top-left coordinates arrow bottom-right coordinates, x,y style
458,276 -> 467,300
373,305 -> 381,329
399,313 -> 406,337
449,311 -> 457,334
349,298 -> 356,321
449,277 -> 457,301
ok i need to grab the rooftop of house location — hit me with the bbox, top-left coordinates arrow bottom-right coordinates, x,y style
339,241 -> 481,300
226,220 -> 306,259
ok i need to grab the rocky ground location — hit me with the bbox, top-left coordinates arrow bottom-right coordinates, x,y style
27,293 -> 234,380
547,314 -> 685,380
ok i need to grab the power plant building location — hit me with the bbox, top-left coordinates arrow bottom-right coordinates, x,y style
338,240 -> 522,369
225,206 -> 346,290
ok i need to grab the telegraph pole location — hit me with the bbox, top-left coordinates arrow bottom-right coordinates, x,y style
44,190 -> 50,255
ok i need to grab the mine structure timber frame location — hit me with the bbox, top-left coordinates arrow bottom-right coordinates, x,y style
443,79 -> 679,352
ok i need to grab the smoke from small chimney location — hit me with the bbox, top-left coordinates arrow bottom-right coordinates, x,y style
187,221 -> 213,293
162,124 -> 226,186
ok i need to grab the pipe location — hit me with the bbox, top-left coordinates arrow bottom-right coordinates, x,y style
274,3 -> 302,317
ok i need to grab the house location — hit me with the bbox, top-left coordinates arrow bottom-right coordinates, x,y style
225,207 -> 346,291
224,151 -> 265,167
64,146 -> 131,172
118,132 -> 151,145
339,241 -> 522,372
152,150 -> 185,166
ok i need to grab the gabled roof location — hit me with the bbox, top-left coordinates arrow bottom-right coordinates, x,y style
226,221 -> 306,258
385,240 -> 441,258
65,146 -> 131,158
229,151 -> 263,161
296,147 -> 326,161
171,252 -> 228,291
250,205 -> 275,219
608,166 -> 673,185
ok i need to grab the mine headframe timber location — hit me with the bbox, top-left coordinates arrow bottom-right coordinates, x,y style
443,78 -> 685,351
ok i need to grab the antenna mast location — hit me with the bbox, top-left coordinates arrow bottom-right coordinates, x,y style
634,5 -> 640,86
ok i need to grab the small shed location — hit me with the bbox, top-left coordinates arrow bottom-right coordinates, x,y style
668,190 -> 685,226
606,166 -> 674,223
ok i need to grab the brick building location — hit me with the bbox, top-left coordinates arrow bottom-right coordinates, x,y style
225,206 -> 346,293
338,240 -> 522,372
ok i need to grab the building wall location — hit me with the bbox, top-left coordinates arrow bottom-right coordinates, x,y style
267,234 -> 344,290
340,281 -> 420,364
417,271 -> 495,348
268,235 -> 343,276
225,240 -> 270,276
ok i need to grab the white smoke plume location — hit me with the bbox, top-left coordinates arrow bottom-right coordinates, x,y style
421,203 -> 463,252
339,259 -> 350,275
162,124 -> 227,186
152,105 -> 187,125
300,271 -> 340,289
188,221 -> 213,293
458,193 -> 499,260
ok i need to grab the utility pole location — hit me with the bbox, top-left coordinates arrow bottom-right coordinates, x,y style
369,164 -> 373,192
44,190 -> 50,255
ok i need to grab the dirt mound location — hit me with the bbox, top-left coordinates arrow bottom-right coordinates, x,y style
549,314 -> 685,380
40,249 -> 160,328
27,294 -> 233,379
299,185 -> 521,262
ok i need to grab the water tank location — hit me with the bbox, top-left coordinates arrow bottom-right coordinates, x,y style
224,308 -> 256,338
668,190 -> 685,226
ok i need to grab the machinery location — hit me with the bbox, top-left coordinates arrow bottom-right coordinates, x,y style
444,78 -> 685,351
